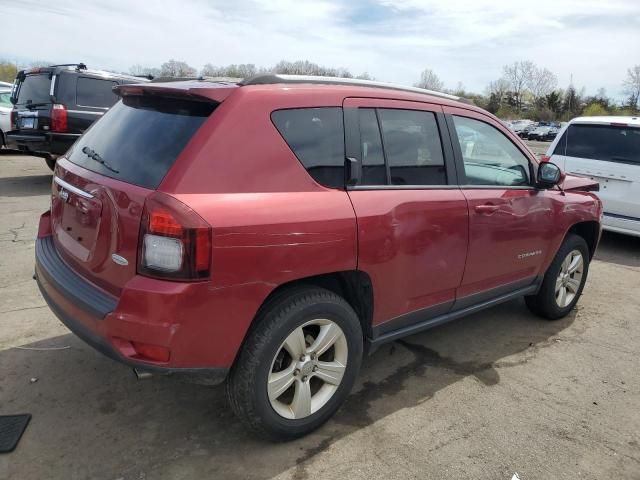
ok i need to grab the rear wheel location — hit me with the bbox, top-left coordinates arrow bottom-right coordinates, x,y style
226,287 -> 363,440
526,234 -> 590,320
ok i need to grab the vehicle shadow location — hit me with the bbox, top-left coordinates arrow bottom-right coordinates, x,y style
0,174 -> 52,198
594,231 -> 640,268
0,300 -> 575,480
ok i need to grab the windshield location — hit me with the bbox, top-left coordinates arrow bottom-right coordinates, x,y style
15,74 -> 51,105
66,95 -> 216,189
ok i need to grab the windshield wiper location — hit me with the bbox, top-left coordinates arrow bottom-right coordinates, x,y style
24,102 -> 49,109
81,146 -> 119,174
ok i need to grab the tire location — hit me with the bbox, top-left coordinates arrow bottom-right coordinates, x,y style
526,233 -> 590,320
226,286 -> 363,440
45,156 -> 56,171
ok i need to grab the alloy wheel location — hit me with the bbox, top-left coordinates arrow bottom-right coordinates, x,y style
268,319 -> 348,420
555,249 -> 584,308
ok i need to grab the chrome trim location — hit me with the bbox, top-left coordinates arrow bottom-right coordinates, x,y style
49,75 -> 57,96
53,176 -> 94,199
66,110 -> 105,116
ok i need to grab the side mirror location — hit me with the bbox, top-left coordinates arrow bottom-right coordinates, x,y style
536,162 -> 563,189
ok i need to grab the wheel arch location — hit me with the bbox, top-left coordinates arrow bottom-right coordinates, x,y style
242,271 -> 375,352
566,220 -> 600,259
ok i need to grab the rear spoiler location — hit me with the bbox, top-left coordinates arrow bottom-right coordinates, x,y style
114,82 -> 238,104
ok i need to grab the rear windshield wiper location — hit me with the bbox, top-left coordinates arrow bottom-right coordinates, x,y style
23,102 -> 50,109
81,146 -> 119,174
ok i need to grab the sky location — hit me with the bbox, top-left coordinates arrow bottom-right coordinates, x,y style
1,0 -> 639,99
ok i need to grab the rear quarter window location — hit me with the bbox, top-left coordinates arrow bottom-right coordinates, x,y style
271,108 -> 345,188
76,77 -> 119,108
564,124 -> 640,165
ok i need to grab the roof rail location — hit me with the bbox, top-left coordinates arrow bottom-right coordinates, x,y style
239,74 -> 468,103
48,63 -> 87,70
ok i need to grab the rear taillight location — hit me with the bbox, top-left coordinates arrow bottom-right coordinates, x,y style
540,155 -> 551,162
137,192 -> 212,281
51,104 -> 68,133
10,109 -> 17,130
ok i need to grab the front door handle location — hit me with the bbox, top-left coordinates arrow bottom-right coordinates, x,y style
475,204 -> 500,214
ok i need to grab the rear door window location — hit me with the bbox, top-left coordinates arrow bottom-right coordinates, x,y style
378,109 -> 446,186
564,124 -> 640,165
66,96 -> 215,189
15,74 -> 51,105
272,108 -> 345,189
76,77 -> 118,108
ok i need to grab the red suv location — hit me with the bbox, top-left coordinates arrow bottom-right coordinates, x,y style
35,75 -> 602,439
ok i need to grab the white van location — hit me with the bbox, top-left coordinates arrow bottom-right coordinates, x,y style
546,116 -> 640,237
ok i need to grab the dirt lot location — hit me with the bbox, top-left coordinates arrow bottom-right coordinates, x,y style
1,153 -> 639,480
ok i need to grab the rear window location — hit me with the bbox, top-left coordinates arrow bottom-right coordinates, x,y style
67,95 -> 215,189
272,108 -> 345,188
15,74 -> 51,105
561,124 -> 640,165
76,77 -> 118,108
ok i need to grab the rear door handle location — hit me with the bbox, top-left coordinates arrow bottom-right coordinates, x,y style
475,204 -> 500,214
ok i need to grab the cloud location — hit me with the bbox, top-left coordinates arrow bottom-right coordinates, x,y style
1,0 -> 638,98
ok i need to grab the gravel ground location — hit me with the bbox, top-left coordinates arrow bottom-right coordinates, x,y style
0,152 -> 638,480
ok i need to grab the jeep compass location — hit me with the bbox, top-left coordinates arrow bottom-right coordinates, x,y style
35,74 -> 602,439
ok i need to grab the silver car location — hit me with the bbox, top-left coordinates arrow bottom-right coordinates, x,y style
0,87 -> 13,147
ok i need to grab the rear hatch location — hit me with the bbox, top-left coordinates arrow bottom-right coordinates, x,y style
555,122 -> 640,218
51,92 -> 217,296
11,69 -> 54,132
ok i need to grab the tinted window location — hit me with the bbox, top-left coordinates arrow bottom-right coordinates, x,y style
564,124 -> 640,165
67,96 -> 215,189
272,108 -> 345,188
452,116 -> 530,186
76,77 -> 118,108
358,109 -> 386,185
377,109 -> 446,186
0,92 -> 11,107
15,74 -> 51,105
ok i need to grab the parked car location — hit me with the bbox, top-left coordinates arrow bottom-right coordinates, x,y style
0,87 -> 12,147
546,116 -> 639,237
509,119 -> 534,135
528,125 -> 556,141
0,81 -> 13,88
518,122 -> 538,138
6,63 -> 147,170
35,75 -> 602,440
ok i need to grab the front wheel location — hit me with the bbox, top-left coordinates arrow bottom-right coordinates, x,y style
526,234 -> 590,320
226,287 -> 363,440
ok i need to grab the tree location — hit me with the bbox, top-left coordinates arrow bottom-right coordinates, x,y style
414,68 -> 444,91
582,103 -> 609,116
545,90 -> 563,115
502,61 -> 535,110
528,67 -> 557,107
0,61 -> 18,83
201,63 -> 259,78
160,59 -> 197,77
272,60 -> 352,77
129,64 -> 161,78
622,65 -> 640,110
485,77 -> 510,112
562,84 -> 582,119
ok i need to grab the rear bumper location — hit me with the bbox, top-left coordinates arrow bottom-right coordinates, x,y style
603,213 -> 640,238
35,218 -> 230,384
6,131 -> 79,157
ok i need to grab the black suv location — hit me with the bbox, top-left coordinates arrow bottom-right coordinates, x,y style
7,63 -> 147,170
